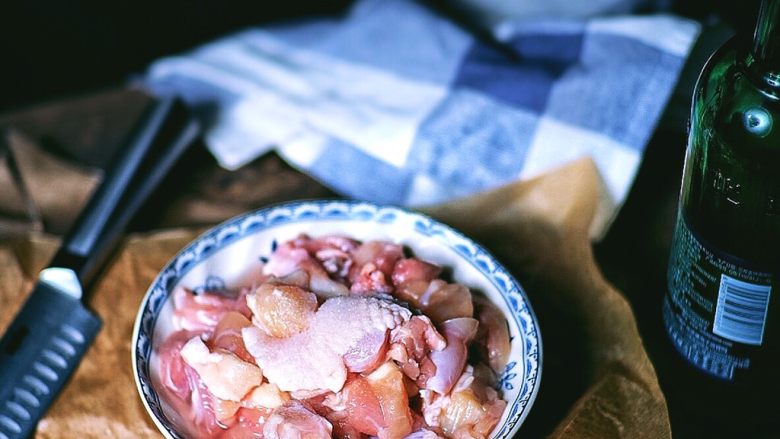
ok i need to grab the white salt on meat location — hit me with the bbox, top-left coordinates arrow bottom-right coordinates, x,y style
243,295 -> 412,393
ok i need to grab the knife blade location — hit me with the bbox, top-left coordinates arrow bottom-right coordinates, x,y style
0,96 -> 199,439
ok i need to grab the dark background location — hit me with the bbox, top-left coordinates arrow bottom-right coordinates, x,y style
0,0 -> 762,112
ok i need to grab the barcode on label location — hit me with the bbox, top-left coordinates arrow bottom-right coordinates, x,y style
713,274 -> 772,345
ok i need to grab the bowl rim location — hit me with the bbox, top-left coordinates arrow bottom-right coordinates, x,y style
131,199 -> 543,438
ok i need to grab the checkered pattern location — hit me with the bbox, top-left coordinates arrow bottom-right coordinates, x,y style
142,0 -> 699,223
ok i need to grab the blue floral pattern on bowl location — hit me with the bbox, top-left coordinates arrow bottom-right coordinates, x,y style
132,200 -> 542,438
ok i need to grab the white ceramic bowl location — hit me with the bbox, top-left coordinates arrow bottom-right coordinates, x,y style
132,200 -> 541,438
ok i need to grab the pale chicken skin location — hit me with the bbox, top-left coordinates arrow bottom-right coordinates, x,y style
154,235 -> 509,438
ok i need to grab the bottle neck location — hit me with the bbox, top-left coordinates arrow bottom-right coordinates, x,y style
751,0 -> 780,80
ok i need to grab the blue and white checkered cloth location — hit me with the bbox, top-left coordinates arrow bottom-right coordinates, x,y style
142,0 -> 699,223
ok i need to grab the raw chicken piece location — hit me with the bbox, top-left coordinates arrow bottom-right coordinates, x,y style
284,234 -> 360,282
181,336 -> 264,402
263,244 -> 311,277
154,331 -> 226,436
267,269 -> 311,289
437,367 -> 507,439
391,316 -> 446,360
292,234 -> 360,255
472,296 -> 511,374
243,295 -> 412,393
317,247 -> 354,279
247,284 -> 318,338
427,318 -> 479,395
218,407 -> 272,438
329,418 -> 365,439
211,398 -> 242,424
366,362 -> 414,439
211,311 -> 254,362
391,258 -> 442,286
351,241 -> 404,276
264,401 -> 333,439
404,410 -> 444,439
349,241 -> 404,294
420,389 -> 447,429
351,262 -> 395,294
324,376 -> 385,437
264,241 -> 350,298
156,331 -> 198,401
395,280 -> 473,324
243,382 -> 290,409
343,328 -> 390,373
293,235 -> 359,280
406,429 -> 445,439
172,286 -> 251,333
388,316 -> 446,386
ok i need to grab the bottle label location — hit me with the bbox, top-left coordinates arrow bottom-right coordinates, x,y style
713,274 -> 771,345
664,211 -> 774,380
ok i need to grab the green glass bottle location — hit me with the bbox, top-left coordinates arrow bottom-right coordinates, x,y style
664,0 -> 780,388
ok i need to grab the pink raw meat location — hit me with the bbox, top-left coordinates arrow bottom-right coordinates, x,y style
171,286 -> 250,333
427,318 -> 479,395
388,316 -> 446,385
349,241 -> 404,294
264,242 -> 350,298
243,295 -> 412,393
391,258 -> 442,286
263,401 -> 333,439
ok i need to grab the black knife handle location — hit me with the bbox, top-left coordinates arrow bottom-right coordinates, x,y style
0,284 -> 101,439
48,96 -> 199,288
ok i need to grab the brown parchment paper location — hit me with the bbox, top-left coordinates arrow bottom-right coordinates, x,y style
0,154 -> 670,438
424,159 -> 670,438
